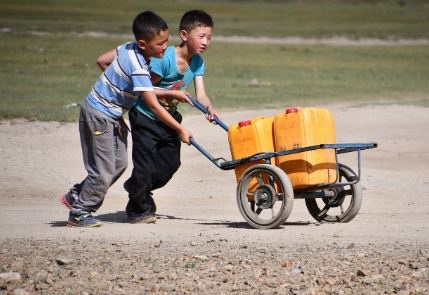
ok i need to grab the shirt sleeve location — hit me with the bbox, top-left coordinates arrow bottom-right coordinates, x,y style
149,56 -> 167,78
131,68 -> 153,92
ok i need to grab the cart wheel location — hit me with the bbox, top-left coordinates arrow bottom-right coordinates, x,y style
236,164 -> 294,229
305,164 -> 362,223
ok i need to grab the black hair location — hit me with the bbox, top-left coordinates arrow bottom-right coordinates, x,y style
132,11 -> 168,41
179,10 -> 213,32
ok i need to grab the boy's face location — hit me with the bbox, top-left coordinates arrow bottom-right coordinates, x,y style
138,29 -> 169,59
181,26 -> 213,55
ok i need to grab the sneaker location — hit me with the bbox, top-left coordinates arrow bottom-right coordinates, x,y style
68,209 -> 102,227
60,191 -> 77,209
127,213 -> 156,224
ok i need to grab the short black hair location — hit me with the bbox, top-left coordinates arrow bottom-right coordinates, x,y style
132,11 -> 168,41
179,10 -> 213,32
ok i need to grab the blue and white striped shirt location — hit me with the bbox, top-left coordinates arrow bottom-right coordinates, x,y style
86,42 -> 153,119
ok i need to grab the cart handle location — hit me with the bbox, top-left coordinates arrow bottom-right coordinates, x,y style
188,96 -> 229,132
189,137 -> 226,168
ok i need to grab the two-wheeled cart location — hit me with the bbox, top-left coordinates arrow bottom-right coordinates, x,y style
188,98 -> 377,229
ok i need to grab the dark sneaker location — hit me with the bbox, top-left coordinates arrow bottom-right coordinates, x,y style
60,183 -> 82,209
68,209 -> 102,227
127,213 -> 156,224
60,191 -> 77,209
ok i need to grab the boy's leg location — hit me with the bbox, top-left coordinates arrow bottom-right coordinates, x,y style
125,108 -> 159,217
72,102 -> 123,212
110,117 -> 129,186
150,111 -> 182,190
62,117 -> 128,210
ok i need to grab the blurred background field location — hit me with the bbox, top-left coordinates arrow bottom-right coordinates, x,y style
1,0 -> 428,121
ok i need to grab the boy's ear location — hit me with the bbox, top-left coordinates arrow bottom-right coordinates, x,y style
179,30 -> 188,42
137,39 -> 146,50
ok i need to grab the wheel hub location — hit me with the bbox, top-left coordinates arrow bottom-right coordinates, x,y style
254,184 -> 275,209
323,187 -> 346,207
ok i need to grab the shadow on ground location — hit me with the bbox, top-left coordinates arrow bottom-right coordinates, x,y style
49,212 -> 315,228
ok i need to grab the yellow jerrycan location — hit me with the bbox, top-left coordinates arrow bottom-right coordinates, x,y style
228,117 -> 275,193
274,107 -> 337,189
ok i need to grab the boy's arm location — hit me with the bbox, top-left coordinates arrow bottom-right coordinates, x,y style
150,72 -> 193,105
194,76 -> 220,120
140,91 -> 192,144
153,89 -> 193,105
96,48 -> 116,71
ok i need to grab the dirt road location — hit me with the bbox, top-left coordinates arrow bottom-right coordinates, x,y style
1,103 -> 428,294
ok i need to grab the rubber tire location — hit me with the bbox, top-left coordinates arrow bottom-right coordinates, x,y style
236,164 -> 294,229
305,164 -> 363,223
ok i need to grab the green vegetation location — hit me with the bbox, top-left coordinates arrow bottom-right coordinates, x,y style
0,0 -> 428,121
205,43 -> 429,109
1,0 -> 428,38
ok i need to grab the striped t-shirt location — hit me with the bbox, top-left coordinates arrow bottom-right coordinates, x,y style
86,42 -> 153,119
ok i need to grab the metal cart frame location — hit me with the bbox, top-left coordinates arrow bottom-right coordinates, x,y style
188,98 -> 377,229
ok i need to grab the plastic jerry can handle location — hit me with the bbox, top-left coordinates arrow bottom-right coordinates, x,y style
285,107 -> 299,114
238,120 -> 252,127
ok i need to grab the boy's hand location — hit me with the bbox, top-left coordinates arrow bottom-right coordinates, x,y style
206,105 -> 221,123
178,127 -> 193,145
171,91 -> 193,105
153,90 -> 194,106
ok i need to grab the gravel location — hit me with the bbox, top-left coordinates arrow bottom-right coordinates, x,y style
1,239 -> 428,294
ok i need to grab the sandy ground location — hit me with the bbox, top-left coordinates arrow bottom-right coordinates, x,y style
0,103 -> 428,294
1,103 -> 428,243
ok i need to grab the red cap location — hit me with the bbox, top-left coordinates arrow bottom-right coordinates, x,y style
285,107 -> 299,114
238,120 -> 251,127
